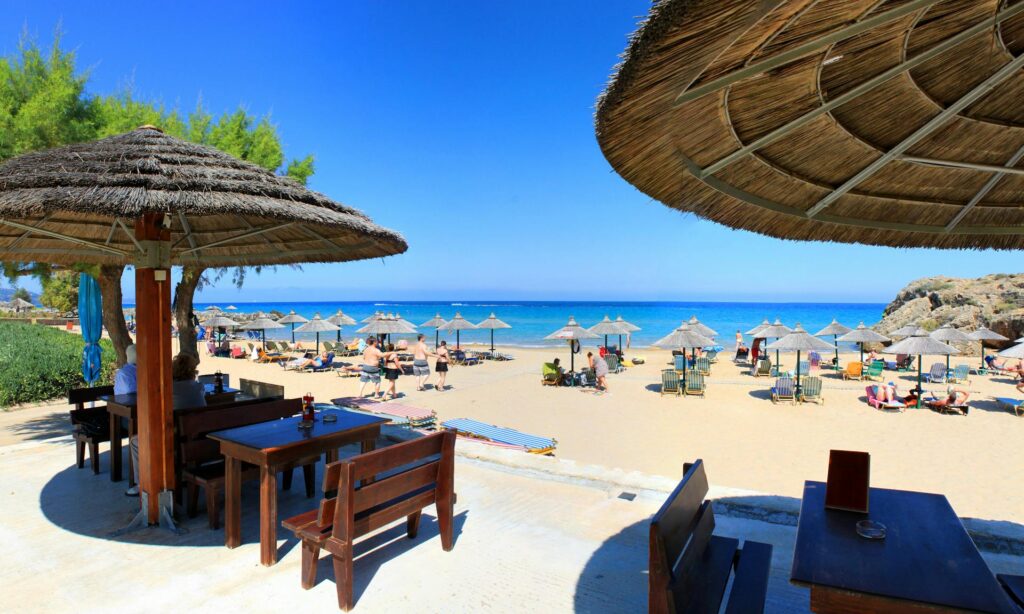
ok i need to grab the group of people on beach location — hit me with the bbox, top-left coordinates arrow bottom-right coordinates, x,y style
354,334 -> 451,400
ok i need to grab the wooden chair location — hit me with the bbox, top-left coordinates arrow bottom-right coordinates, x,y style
753,358 -> 772,377
649,459 -> 772,614
661,370 -> 680,396
177,398 -> 316,529
800,376 -> 824,405
694,357 -> 711,376
841,361 -> 863,381
684,370 -> 705,398
68,385 -> 116,474
283,431 -> 456,611
771,377 -> 795,404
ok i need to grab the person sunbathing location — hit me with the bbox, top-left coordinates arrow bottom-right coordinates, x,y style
287,351 -> 330,370
874,382 -> 900,404
927,386 -> 970,410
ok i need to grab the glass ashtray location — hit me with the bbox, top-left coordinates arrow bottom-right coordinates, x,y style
856,519 -> 886,540
322,413 -> 337,423
297,421 -> 313,430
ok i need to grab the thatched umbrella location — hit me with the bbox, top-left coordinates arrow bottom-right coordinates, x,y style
477,312 -> 511,351
438,312 -> 478,350
294,313 -> 339,354
356,315 -> 417,345
758,319 -> 793,369
0,126 -> 405,527
545,316 -> 599,372
361,311 -> 383,323
967,326 -> 1009,369
891,323 -> 923,339
589,315 -> 626,350
240,316 -> 284,350
10,297 -> 33,310
596,0 -> 1024,250
686,315 -> 717,339
653,324 -> 714,388
766,324 -> 834,396
202,315 -> 240,329
930,324 -> 973,374
884,330 -> 958,408
745,319 -> 770,337
277,310 -> 309,343
327,310 -> 357,342
225,305 -> 237,310
614,315 -> 640,350
838,323 -> 890,364
815,319 -> 852,368
420,313 -> 448,349
998,342 -> 1024,360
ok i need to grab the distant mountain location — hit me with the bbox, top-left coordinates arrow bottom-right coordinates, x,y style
0,288 -> 40,303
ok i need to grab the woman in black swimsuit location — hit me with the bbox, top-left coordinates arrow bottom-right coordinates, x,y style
435,340 -> 450,391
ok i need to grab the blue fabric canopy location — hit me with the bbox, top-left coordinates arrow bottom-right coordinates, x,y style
78,273 -> 103,385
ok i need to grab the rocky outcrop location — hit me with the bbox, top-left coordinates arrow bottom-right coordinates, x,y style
875,274 -> 1024,352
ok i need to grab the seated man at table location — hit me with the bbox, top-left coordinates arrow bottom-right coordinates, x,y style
114,344 -> 138,395
125,353 -> 206,496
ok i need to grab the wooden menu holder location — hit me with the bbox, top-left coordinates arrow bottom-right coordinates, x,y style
825,450 -> 870,513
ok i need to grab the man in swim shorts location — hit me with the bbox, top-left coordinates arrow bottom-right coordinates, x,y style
358,337 -> 385,398
412,334 -> 434,391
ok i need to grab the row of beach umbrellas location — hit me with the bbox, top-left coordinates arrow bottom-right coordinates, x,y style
544,315 -> 643,372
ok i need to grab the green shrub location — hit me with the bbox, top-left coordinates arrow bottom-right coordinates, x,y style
0,322 -> 115,408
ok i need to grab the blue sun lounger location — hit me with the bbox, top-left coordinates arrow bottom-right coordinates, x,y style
995,397 -> 1024,417
441,418 -> 557,454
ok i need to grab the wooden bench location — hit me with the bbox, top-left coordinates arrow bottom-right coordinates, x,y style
68,385 -> 116,474
176,398 -> 317,529
238,378 -> 285,400
282,430 -> 456,611
650,459 -> 773,614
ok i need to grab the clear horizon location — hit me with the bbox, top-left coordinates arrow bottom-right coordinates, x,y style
3,1 -> 1019,304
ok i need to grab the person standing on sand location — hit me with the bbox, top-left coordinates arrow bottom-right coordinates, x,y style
358,337 -> 385,398
589,351 -> 609,392
383,340 -> 406,400
435,340 -> 450,391
413,334 -> 434,391
735,330 -> 743,353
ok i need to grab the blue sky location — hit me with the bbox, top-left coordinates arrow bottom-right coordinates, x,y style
2,1 -> 1016,303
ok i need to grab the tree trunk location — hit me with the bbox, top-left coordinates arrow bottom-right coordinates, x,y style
173,265 -> 205,360
97,265 -> 133,367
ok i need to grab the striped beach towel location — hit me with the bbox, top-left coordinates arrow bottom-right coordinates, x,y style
331,397 -> 437,429
441,418 -> 557,454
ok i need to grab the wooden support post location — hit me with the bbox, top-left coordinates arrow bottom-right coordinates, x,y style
134,213 -> 174,524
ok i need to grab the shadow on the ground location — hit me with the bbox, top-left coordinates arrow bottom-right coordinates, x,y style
6,409 -> 71,442
748,389 -> 772,401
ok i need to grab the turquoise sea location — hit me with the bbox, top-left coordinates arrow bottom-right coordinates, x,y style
187,301 -> 887,350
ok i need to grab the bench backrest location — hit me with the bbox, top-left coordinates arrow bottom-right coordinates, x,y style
68,384 -> 115,409
239,378 -> 285,400
176,398 -> 302,468
649,459 -> 715,614
318,431 -> 455,541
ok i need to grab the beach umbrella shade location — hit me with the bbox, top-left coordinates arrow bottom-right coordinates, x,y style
277,310 -> 309,343
201,315 -> 240,329
930,324 -> 974,374
614,315 -> 640,349
327,310 -> 357,342
967,326 -> 1009,369
225,305 -> 237,310
653,324 -> 714,388
393,312 -> 416,329
10,297 -> 34,311
814,319 -> 852,368
240,317 -> 284,350
589,315 -> 627,350
357,315 -> 417,345
0,125 -> 406,525
438,312 -> 478,350
361,311 -> 383,323
77,273 -> 103,385
420,313 -> 448,349
884,331 -> 958,408
766,324 -> 834,396
758,319 -> 793,369
477,312 -> 511,351
686,315 -> 718,339
998,342 -> 1024,360
294,313 -> 340,353
595,0 -> 1024,251
838,323 -> 890,364
545,316 -> 600,372
890,323 -> 923,339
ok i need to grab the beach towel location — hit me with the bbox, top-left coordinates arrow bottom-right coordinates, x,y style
441,418 -> 557,454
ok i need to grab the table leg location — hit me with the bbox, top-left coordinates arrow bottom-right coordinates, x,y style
224,456 -> 241,549
326,449 -> 339,464
109,412 -> 122,482
259,465 -> 278,566
126,417 -> 136,488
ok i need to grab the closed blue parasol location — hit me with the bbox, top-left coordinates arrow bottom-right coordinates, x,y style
78,273 -> 103,385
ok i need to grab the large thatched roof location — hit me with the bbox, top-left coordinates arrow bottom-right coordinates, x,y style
596,0 -> 1024,249
0,126 -> 407,265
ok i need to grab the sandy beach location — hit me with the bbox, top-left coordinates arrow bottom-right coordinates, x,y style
193,342 -> 1024,524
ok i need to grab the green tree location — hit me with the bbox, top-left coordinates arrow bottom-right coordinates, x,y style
11,287 -> 30,302
39,269 -> 78,312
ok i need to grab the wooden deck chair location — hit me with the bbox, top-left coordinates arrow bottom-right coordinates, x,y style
949,364 -> 970,384
673,354 -> 687,372
661,369 -> 680,396
684,370 -> 705,397
863,361 -> 885,381
841,361 -> 863,381
705,349 -> 718,363
800,376 -> 823,404
695,357 -> 711,376
753,358 -> 772,377
771,377 -> 795,404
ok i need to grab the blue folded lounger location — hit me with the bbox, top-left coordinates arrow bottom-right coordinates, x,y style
441,418 -> 556,454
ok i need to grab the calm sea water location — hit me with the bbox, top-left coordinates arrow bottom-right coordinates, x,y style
186,301 -> 886,350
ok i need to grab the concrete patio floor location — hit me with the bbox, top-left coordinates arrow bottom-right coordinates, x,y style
1,428 -> 1022,613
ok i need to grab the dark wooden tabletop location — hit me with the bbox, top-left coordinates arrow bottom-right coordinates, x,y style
207,408 -> 387,455
104,385 -> 241,409
791,480 -> 1018,614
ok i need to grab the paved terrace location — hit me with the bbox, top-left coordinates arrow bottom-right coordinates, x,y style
2,421 -> 1024,613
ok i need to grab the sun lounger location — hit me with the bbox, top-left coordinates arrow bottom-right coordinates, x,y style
800,376 -> 823,404
947,364 -> 970,384
925,362 -> 947,383
863,361 -> 884,381
771,377 -> 795,404
541,363 -> 562,386
923,393 -> 969,416
694,356 -> 711,376
753,358 -> 772,377
604,354 -> 624,374
673,354 -> 687,372
705,349 -> 718,363
329,398 -> 438,429
841,361 -> 863,381
734,347 -> 749,363
685,370 -> 705,397
865,385 -> 905,412
995,397 -> 1024,417
661,369 -> 680,396
441,418 -> 557,454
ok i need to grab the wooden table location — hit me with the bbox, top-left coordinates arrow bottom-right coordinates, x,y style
791,481 -> 1018,613
207,408 -> 388,566
104,385 -> 242,485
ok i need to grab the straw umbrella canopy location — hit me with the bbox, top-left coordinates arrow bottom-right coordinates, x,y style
225,305 -> 237,310
361,311 -> 383,323
10,297 -> 33,310
967,326 -> 1009,369
596,0 -> 1024,250
356,315 -> 417,345
201,315 -> 240,329
589,315 -> 627,350
837,322 -> 890,364
891,323 -> 923,339
814,319 -> 852,368
438,312 -> 478,349
653,324 -> 714,388
745,319 -> 770,336
614,315 -> 640,350
884,330 -> 958,408
930,324 -> 974,373
0,126 -> 405,525
766,324 -> 835,395
998,342 -> 1024,360
293,313 -> 340,353
327,310 -> 357,342
686,315 -> 717,339
758,319 -> 793,368
240,317 -> 284,350
277,310 -> 309,343
545,316 -> 599,372
420,313 -> 448,349
477,313 -> 512,351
